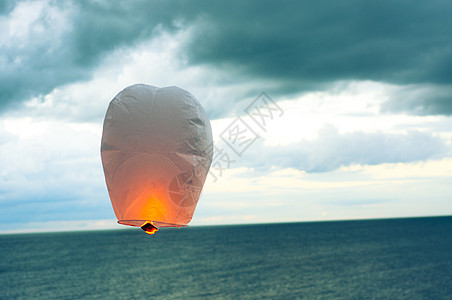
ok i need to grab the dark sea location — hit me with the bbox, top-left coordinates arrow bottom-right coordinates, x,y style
1,216 -> 451,299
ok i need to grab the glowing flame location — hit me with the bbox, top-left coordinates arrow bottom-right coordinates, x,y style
141,221 -> 159,235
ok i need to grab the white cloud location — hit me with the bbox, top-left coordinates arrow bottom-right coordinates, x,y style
0,0 -> 71,47
263,81 -> 452,145
0,117 -> 110,226
0,218 -> 118,234
194,157 -> 452,226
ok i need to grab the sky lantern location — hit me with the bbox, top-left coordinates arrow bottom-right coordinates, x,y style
101,84 -> 213,235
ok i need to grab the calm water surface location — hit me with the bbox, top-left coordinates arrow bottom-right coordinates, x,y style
1,216 -> 451,299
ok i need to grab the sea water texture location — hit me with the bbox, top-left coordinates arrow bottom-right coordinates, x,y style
1,216 -> 451,299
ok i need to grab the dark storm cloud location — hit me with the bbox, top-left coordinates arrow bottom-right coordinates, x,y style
181,0 -> 452,114
381,85 -> 452,116
0,0 -> 194,110
69,1 -> 190,66
2,0 -> 452,114
185,1 -> 452,84
0,0 -> 15,14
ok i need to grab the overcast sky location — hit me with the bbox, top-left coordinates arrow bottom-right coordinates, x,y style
1,0 -> 451,233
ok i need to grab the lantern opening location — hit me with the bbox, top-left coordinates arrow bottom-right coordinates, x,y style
141,221 -> 158,235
